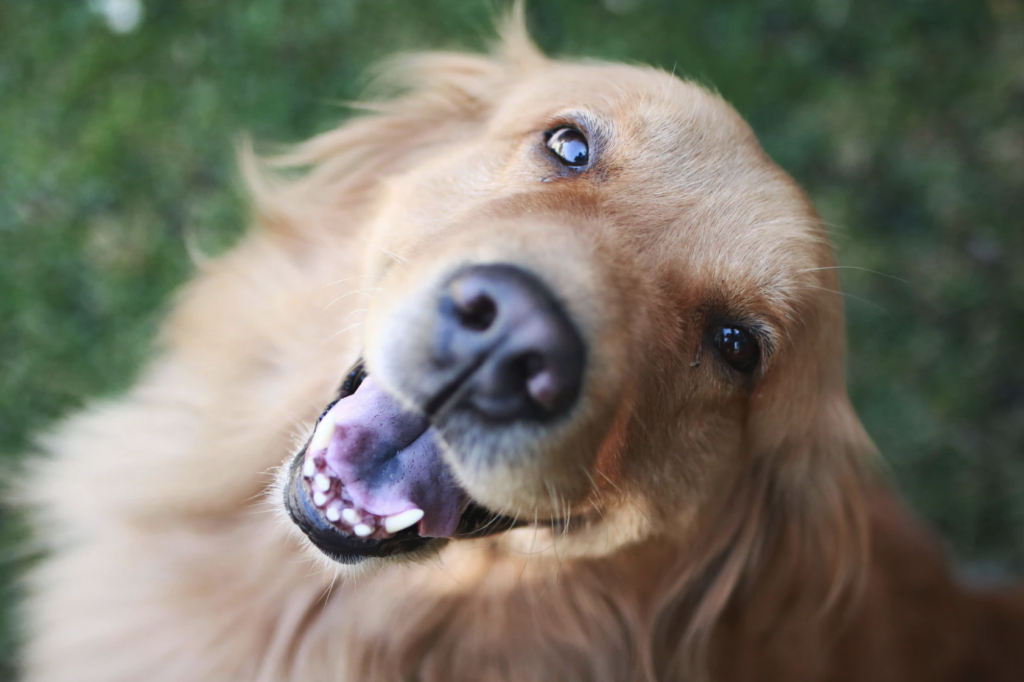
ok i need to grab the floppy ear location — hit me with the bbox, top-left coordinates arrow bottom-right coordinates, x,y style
650,264 -> 876,681
743,392 -> 874,614
764,259 -> 877,581
741,268 -> 876,613
241,6 -> 545,240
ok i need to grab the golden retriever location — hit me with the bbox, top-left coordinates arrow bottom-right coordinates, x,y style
20,11 -> 1024,682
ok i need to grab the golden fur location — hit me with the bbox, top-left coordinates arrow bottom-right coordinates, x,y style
19,10 -> 1024,682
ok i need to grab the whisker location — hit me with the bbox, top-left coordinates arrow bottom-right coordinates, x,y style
323,288 -> 382,311
323,322 -> 363,344
595,469 -> 653,526
343,308 -> 368,325
796,265 -> 908,284
462,509 -> 504,537
322,275 -> 373,289
360,238 -> 408,264
793,284 -> 889,315
499,507 -> 523,540
580,465 -> 606,506
560,492 -> 572,539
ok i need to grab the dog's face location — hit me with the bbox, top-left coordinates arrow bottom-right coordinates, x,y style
283,49 -> 860,566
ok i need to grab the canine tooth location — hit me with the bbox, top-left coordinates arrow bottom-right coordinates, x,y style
384,508 -> 424,534
353,523 -> 373,537
302,459 -> 315,479
313,491 -> 328,507
325,506 -> 341,523
309,418 -> 336,452
341,508 -> 360,525
314,473 -> 331,492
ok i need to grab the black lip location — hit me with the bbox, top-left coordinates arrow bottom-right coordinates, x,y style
283,359 -> 525,564
283,444 -> 431,564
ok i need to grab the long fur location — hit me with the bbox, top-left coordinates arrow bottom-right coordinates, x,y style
17,8 -> 1024,682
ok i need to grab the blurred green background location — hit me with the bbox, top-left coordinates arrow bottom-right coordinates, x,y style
1,0 -> 1022,676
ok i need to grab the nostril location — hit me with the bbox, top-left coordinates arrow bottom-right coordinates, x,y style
522,351 -> 544,378
511,352 -> 560,413
451,287 -> 497,332
524,362 -> 559,412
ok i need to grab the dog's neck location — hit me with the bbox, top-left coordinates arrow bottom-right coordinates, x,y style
283,528 -> 843,682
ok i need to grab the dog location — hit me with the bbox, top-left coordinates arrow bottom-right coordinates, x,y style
19,11 -> 1024,682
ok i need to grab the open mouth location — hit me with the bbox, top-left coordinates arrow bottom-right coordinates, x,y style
284,361 -> 521,563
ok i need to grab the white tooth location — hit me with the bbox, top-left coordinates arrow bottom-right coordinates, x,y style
353,523 -> 373,537
384,508 -> 424,534
313,491 -> 328,507
341,508 -> 360,525
302,459 -> 315,479
309,418 -> 336,452
325,506 -> 341,522
314,473 -> 331,492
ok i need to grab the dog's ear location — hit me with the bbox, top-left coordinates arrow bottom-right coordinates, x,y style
240,7 -> 545,240
744,389 -> 874,613
652,264 -> 876,681
742,263 -> 876,614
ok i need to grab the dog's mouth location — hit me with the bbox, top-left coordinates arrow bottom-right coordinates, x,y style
284,361 -> 521,563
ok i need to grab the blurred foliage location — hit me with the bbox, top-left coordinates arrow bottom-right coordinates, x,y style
1,0 -> 1023,676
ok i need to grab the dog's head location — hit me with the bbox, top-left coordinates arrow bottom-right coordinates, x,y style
275,18 -> 874,583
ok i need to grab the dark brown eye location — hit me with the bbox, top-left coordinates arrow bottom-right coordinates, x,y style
545,127 -> 589,167
714,326 -> 760,374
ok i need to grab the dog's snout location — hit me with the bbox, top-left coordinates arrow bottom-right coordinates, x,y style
433,264 -> 585,421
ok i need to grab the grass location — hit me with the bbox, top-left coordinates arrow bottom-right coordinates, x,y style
2,0 -> 1023,675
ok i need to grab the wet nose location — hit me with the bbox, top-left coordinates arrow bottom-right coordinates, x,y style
431,264 -> 585,421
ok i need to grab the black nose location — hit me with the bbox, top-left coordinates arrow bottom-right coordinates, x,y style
430,264 -> 586,422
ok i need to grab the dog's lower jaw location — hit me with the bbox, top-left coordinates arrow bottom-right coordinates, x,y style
282,398 -> 528,563
283,449 -> 436,564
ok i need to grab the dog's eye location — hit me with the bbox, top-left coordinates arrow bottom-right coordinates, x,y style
713,326 -> 760,374
545,127 -> 589,167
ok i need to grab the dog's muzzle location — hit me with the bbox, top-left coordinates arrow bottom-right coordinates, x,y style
283,263 -> 587,563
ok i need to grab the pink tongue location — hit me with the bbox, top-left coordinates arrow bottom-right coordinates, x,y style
318,376 -> 466,537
